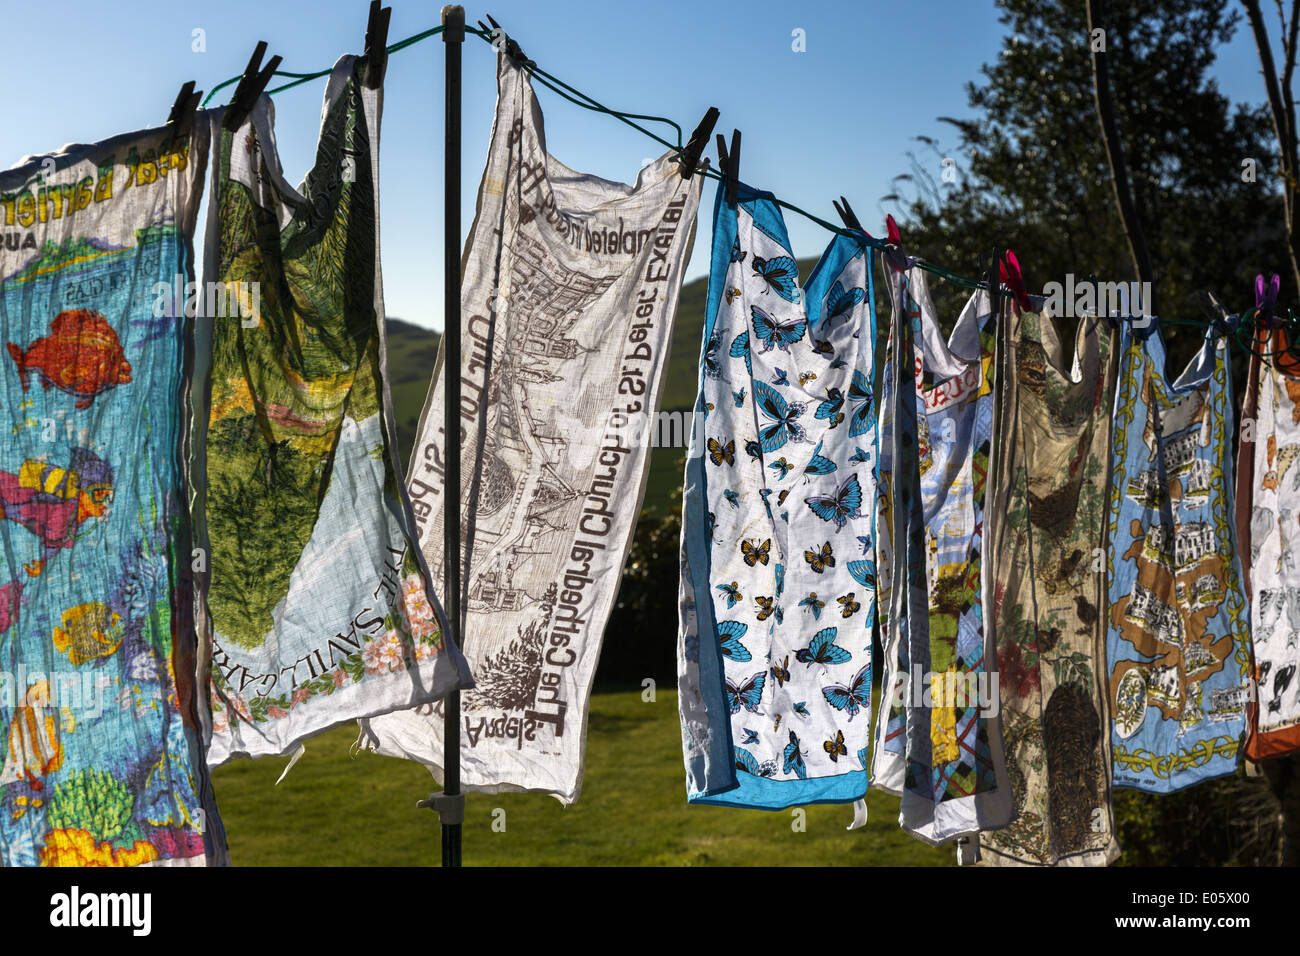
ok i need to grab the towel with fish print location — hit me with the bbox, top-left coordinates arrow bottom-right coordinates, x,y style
0,121 -> 222,865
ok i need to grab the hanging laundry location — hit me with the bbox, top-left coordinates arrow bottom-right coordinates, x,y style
196,54 -> 470,765
1238,330 -> 1300,760
1105,324 -> 1250,790
979,302 -> 1119,866
0,122 -> 222,865
358,54 -> 703,804
1235,278 -> 1300,761
677,182 -> 876,809
872,264 -> 1011,843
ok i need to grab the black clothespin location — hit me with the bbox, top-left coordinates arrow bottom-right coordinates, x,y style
479,14 -> 534,68
161,80 -> 201,151
715,129 -> 741,206
364,0 -> 392,89
832,196 -> 868,235
223,41 -> 283,132
678,107 -> 719,180
1197,291 -> 1237,338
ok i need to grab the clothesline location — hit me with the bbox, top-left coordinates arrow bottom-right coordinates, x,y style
197,18 -> 1291,364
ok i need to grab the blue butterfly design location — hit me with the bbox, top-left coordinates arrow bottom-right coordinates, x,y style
741,728 -> 760,745
804,473 -> 863,532
729,331 -> 753,374
822,663 -> 871,721
856,535 -> 871,556
849,446 -> 871,464
847,558 -> 876,589
752,255 -> 800,301
744,439 -> 763,460
772,367 -> 790,387
717,582 -> 742,607
774,562 -> 786,596
857,746 -> 869,770
782,730 -> 807,779
752,305 -> 808,353
815,387 -> 845,426
735,747 -> 777,779
705,511 -> 716,542
723,489 -> 740,508
825,280 -> 865,320
733,388 -> 745,407
768,457 -> 793,480
830,357 -> 848,370
726,672 -> 766,715
798,592 -> 825,620
802,439 -> 837,479
718,620 -> 751,662
848,369 -> 873,437
703,332 -> 722,379
730,235 -> 747,264
754,380 -> 807,453
795,626 -> 852,667
793,701 -> 810,718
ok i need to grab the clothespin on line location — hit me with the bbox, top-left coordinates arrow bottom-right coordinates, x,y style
223,41 -> 283,132
678,107 -> 720,180
715,129 -> 741,206
161,81 -> 202,152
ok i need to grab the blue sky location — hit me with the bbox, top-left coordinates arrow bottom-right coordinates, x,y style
0,0 -> 1268,330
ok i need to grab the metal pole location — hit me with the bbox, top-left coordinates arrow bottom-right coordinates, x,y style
441,3 -> 464,868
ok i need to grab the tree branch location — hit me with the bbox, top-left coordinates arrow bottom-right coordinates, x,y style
1087,0 -> 1157,308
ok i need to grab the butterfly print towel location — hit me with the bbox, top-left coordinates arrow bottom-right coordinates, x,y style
1105,324 -> 1250,790
872,263 -> 1011,845
1236,319 -> 1300,760
978,303 -> 1120,866
677,180 -> 877,809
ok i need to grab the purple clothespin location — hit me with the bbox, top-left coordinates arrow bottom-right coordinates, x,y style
1257,273 -> 1281,327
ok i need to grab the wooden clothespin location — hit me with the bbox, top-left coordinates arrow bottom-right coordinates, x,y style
224,41 -> 283,132
678,107 -> 719,180
161,80 -> 201,151
715,129 -> 741,206
364,1 -> 392,89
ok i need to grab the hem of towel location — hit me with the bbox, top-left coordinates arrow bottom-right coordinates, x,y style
976,839 -> 1121,868
209,678 -> 460,767
688,769 -> 867,810
1246,723 -> 1300,761
1112,754 -> 1241,794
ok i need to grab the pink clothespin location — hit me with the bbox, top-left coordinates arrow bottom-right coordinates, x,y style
999,249 -> 1033,315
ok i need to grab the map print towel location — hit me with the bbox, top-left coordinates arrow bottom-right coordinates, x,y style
872,264 -> 1009,844
197,54 -> 469,765
1105,326 -> 1249,791
0,121 -> 222,865
359,55 -> 702,804
1237,322 -> 1300,760
979,304 -> 1119,866
677,181 -> 877,810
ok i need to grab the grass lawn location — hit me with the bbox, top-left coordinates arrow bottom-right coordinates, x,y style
211,689 -> 950,866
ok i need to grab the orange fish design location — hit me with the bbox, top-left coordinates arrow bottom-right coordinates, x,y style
7,309 -> 132,409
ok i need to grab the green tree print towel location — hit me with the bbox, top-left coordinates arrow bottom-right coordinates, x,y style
194,55 -> 471,765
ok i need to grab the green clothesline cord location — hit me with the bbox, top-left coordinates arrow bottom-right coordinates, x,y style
196,18 -> 1295,363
